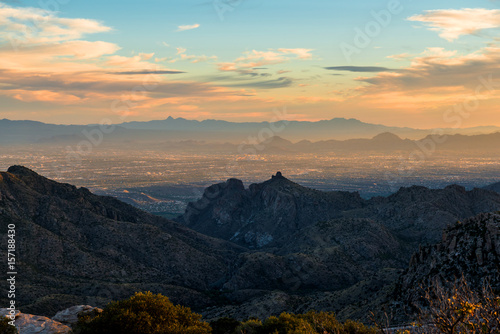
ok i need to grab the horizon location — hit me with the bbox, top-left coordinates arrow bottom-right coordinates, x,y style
1,1 -> 500,127
1,116 -> 499,131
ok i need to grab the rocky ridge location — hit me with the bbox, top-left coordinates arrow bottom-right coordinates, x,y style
395,212 -> 500,311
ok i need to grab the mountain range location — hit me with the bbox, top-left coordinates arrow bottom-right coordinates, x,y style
2,166 -> 500,323
1,117 -> 500,145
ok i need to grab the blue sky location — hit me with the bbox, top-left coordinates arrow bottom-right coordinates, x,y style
1,0 -> 500,127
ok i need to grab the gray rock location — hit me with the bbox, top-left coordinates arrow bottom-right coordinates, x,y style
52,305 -> 102,327
1,309 -> 71,334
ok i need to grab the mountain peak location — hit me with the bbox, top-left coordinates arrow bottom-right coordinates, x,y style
7,165 -> 39,177
272,171 -> 284,179
372,132 -> 402,141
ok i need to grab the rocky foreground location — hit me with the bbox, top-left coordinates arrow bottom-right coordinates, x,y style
1,305 -> 100,334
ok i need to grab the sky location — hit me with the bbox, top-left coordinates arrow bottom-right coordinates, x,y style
1,0 -> 500,128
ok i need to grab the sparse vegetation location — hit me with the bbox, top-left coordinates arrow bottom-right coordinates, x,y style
415,278 -> 500,334
74,292 -> 211,334
217,311 -> 377,334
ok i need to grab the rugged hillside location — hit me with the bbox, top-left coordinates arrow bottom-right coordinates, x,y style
179,172 -> 365,248
179,173 -> 500,248
484,181 -> 500,193
395,212 -> 500,311
4,167 -> 500,323
0,166 -> 244,316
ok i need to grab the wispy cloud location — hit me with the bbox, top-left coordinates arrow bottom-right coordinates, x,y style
0,3 -> 111,45
218,48 -> 314,74
110,70 -> 186,75
278,48 -> 314,59
324,66 -> 395,72
408,8 -> 500,41
176,23 -> 200,32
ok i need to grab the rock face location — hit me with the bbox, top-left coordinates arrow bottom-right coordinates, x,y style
179,173 -> 500,249
484,181 -> 500,194
395,212 -> 500,310
180,172 -> 366,248
0,166 -> 243,316
52,305 -> 102,327
1,308 -> 71,334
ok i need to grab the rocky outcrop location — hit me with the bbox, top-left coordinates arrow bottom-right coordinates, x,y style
1,308 -> 71,334
395,212 -> 500,310
52,305 -> 102,327
179,172 -> 365,248
180,173 -> 500,248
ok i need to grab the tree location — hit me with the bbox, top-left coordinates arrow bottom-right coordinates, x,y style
74,292 -> 211,334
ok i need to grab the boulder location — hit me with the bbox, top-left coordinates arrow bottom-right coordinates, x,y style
1,308 -> 71,334
52,305 -> 102,327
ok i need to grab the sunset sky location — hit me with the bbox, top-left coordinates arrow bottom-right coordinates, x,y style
1,0 -> 500,128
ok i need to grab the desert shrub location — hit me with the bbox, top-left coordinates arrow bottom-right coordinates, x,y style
74,291 -> 211,334
416,278 -> 500,334
235,319 -> 262,334
232,311 -> 377,334
0,317 -> 17,334
261,312 -> 314,333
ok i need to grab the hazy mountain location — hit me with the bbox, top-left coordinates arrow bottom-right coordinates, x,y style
118,116 -> 500,141
2,118 -> 500,145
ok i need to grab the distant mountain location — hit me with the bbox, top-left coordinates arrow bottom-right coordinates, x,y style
2,117 -> 500,144
118,117 -> 500,141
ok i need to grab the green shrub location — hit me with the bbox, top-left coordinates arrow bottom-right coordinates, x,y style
235,319 -> 262,334
231,311 -> 377,334
74,292 -> 211,334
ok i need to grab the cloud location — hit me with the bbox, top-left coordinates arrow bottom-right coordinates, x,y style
176,47 -> 186,55
324,66 -> 395,72
176,24 -> 200,32
180,54 -> 217,63
0,3 -> 111,45
225,77 -> 293,89
387,53 -> 413,61
110,70 -> 186,75
348,45 -> 500,112
218,48 -> 313,74
408,8 -> 500,41
278,48 -> 314,59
